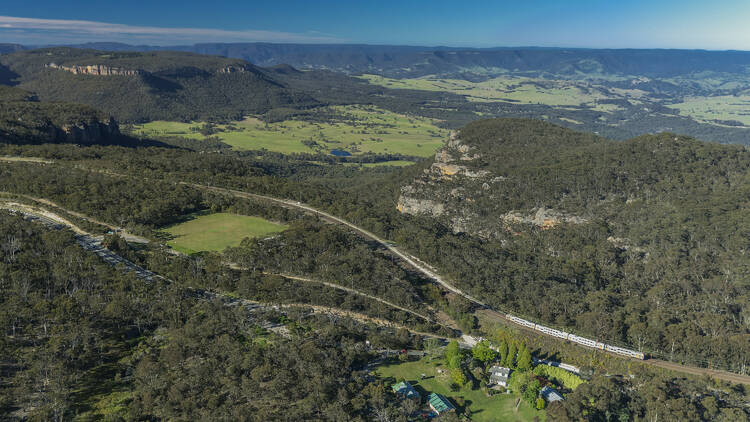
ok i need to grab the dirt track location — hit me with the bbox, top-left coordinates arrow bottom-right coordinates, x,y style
5,157 -> 750,385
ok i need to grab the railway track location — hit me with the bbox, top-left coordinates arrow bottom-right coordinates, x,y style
4,157 -> 750,384
0,203 -> 449,341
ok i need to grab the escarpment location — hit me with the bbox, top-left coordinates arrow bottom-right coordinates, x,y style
397,122 -> 588,238
0,86 -> 121,145
46,63 -> 144,76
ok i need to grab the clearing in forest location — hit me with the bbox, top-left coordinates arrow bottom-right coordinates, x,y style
376,358 -> 545,422
162,212 -> 287,254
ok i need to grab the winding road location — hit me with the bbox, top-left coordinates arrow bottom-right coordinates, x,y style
4,156 -> 750,385
0,199 -> 449,341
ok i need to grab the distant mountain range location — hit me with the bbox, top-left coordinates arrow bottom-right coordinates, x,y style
20,42 -> 750,79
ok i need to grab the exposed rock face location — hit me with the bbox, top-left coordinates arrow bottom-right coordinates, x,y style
56,117 -> 120,143
46,63 -> 143,76
217,65 -> 251,74
397,130 -> 586,238
396,195 -> 445,217
47,62 -> 253,77
503,208 -> 587,229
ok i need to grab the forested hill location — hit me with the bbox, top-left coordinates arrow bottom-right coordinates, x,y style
0,85 -> 121,145
0,44 -> 24,55
0,48 -> 318,122
394,118 -> 750,371
68,42 -> 750,78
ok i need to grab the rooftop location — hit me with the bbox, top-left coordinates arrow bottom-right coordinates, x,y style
489,366 -> 511,376
541,386 -> 564,402
428,392 -> 455,413
391,381 -> 420,399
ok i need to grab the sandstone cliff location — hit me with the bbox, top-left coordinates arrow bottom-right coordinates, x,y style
397,130 -> 586,238
46,63 -> 143,76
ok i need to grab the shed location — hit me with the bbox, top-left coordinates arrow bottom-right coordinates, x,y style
428,392 -> 455,414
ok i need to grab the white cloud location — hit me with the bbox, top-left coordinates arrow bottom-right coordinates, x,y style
0,15 -> 342,45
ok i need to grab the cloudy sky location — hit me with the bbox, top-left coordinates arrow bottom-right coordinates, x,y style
2,0 -> 749,49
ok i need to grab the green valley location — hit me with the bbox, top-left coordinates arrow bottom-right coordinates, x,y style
130,105 -> 448,156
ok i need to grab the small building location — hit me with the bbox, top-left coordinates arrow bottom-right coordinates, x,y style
428,392 -> 455,414
488,366 -> 512,388
541,386 -> 564,402
391,381 -> 420,400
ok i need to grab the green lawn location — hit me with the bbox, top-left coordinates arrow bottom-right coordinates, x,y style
376,358 -> 545,422
131,105 -> 448,157
162,213 -> 287,254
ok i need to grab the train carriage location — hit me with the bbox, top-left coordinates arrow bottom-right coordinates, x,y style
604,345 -> 645,360
534,325 -> 569,340
506,314 -> 536,329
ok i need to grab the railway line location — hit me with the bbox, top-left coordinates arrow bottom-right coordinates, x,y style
3,157 -> 750,384
0,202 -> 451,342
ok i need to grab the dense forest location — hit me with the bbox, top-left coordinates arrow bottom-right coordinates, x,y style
391,119 -> 750,372
3,118 -> 749,373
0,48 -> 317,122
0,212 -> 435,420
0,85 -> 121,145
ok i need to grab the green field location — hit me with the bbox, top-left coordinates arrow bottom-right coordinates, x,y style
360,74 -> 636,111
668,95 -> 750,126
162,213 -> 288,254
376,359 -> 545,422
131,105 -> 448,157
343,160 -> 416,167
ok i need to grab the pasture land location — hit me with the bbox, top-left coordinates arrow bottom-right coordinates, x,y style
359,74 -> 643,111
668,95 -> 750,126
376,358 -> 545,422
162,212 -> 287,254
131,105 -> 448,157
343,160 -> 416,167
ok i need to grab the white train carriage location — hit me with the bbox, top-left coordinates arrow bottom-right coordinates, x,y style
506,314 -> 537,329
534,325 -> 570,340
604,345 -> 645,360
569,334 -> 605,350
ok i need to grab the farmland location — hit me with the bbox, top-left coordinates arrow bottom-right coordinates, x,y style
359,74 -> 641,111
668,95 -> 750,126
161,212 -> 288,254
130,105 -> 448,157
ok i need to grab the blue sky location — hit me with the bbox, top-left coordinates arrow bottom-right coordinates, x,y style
1,0 -> 749,49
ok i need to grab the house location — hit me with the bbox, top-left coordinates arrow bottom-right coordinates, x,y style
391,381 -> 420,400
428,392 -> 455,414
488,366 -> 511,388
541,386 -> 564,402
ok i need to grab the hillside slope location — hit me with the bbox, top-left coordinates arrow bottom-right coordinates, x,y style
0,48 -> 318,122
394,118 -> 750,371
0,85 -> 120,144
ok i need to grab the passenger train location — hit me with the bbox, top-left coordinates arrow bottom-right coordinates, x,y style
506,314 -> 646,360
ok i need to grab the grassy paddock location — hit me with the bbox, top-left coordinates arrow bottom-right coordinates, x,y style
131,105 -> 448,157
376,358 -> 545,422
162,212 -> 287,254
668,95 -> 750,126
359,74 -> 639,111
